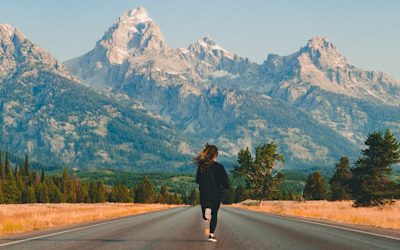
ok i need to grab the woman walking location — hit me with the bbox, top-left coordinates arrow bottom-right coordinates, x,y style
195,144 -> 229,242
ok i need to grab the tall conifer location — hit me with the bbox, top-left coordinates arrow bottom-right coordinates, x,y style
0,150 -> 4,179
135,176 -> 154,203
351,130 -> 400,206
303,172 -> 327,200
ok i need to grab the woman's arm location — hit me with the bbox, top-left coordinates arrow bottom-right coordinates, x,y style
195,167 -> 201,184
219,164 -> 229,189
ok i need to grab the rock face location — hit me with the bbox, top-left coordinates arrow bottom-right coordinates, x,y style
0,23 -> 190,171
257,36 -> 400,145
0,24 -> 73,79
259,37 -> 400,105
2,7 -> 400,170
64,7 -> 400,169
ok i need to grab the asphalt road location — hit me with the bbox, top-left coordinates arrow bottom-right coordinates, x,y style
0,206 -> 399,250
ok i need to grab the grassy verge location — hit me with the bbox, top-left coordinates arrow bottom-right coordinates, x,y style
0,203 -> 179,235
232,200 -> 400,230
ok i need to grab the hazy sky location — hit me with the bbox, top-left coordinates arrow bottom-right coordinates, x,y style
1,0 -> 399,79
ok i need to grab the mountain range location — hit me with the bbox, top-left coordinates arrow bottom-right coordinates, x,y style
1,7 -> 400,171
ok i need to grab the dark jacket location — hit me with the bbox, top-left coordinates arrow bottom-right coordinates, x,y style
196,162 -> 229,203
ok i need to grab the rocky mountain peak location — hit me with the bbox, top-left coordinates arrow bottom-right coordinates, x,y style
118,6 -> 152,24
190,36 -> 228,51
305,36 -> 334,50
0,24 -> 73,79
97,7 -> 168,64
299,36 -> 347,68
188,35 -> 235,62
0,23 -> 18,38
199,35 -> 217,46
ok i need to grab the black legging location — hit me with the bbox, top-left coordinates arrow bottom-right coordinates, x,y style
201,201 -> 221,233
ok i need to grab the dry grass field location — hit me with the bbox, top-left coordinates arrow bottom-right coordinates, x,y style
0,203 -> 178,235
233,200 -> 400,230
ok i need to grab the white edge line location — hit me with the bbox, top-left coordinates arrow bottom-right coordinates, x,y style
230,207 -> 400,242
0,217 -> 131,247
0,208 -> 178,248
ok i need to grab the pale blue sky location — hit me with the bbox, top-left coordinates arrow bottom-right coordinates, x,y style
1,0 -> 399,79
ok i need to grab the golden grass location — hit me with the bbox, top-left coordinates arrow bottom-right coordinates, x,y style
232,200 -> 400,230
0,203 -> 179,235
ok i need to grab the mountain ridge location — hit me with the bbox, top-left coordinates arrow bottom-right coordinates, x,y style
1,7 -> 400,170
0,23 -> 192,170
63,7 -> 400,169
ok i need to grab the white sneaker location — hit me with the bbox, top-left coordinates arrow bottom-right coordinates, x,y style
208,235 -> 217,242
205,208 -> 211,220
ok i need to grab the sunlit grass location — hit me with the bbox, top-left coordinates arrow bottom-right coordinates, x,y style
0,203 -> 178,235
233,200 -> 400,230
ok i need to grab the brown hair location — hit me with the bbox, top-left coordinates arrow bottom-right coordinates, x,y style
194,143 -> 218,172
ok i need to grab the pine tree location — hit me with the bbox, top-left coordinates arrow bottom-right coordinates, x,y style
89,182 -> 98,203
130,186 -> 135,203
0,150 -> 4,179
189,188 -> 200,205
135,176 -> 154,203
33,171 -> 40,186
14,165 -> 18,179
4,152 -> 10,177
40,170 -> 45,183
156,185 -> 169,203
330,157 -> 352,200
111,183 -> 130,202
2,172 -> 20,203
268,172 -> 285,200
351,130 -> 400,206
61,168 -> 77,203
24,155 -> 29,177
77,181 -> 90,203
97,181 -> 107,203
222,180 -> 235,204
61,167 -> 68,194
95,181 -> 107,203
0,180 -> 4,203
36,182 -> 50,203
233,142 -> 284,205
234,185 -> 248,203
21,185 -> 36,203
27,186 -> 36,203
48,181 -> 62,203
16,169 -> 25,202
168,193 -> 180,204
303,172 -> 327,200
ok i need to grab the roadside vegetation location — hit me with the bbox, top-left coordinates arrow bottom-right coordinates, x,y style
0,203 -> 177,235
0,153 -> 195,205
230,129 -> 400,207
232,200 -> 400,230
232,129 -> 400,230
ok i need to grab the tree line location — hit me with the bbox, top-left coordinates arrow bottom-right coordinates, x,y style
1,129 -> 398,207
0,151 -> 190,204
230,129 -> 400,207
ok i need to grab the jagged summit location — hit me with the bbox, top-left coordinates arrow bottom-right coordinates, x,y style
198,35 -> 217,46
0,24 -> 72,79
94,7 -> 167,64
299,36 -> 347,68
188,35 -> 235,61
259,36 -> 400,105
0,23 -> 18,38
117,7 -> 152,24
305,36 -> 334,50
190,36 -> 229,52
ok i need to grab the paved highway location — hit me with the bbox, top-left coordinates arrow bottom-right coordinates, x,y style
0,206 -> 399,249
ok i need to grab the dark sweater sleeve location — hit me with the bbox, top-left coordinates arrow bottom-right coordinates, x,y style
218,164 -> 229,189
195,167 -> 201,184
